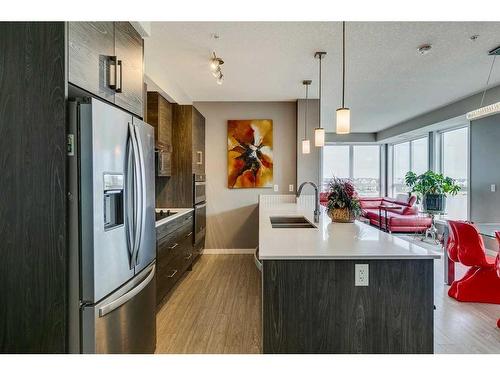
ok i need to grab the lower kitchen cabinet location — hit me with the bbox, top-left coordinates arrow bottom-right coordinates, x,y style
156,212 -> 195,305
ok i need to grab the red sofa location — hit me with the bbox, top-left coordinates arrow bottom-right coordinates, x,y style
359,195 -> 432,233
320,192 -> 432,233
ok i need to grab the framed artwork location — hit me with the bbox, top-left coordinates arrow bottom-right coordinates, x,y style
227,119 -> 273,188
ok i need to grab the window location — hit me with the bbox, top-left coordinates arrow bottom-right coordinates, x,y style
441,127 -> 468,220
391,137 -> 429,196
352,146 -> 380,197
392,142 -> 410,196
322,144 -> 381,197
411,137 -> 429,175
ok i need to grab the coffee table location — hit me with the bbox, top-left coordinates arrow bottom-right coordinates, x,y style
377,205 -> 399,232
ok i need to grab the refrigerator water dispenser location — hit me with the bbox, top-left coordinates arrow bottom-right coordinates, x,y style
103,174 -> 124,231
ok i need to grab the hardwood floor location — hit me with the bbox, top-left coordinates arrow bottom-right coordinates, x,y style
155,251 -> 500,354
156,254 -> 261,353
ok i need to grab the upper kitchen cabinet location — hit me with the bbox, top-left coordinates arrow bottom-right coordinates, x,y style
68,22 -> 115,102
147,91 -> 173,151
192,107 -> 206,175
114,22 -> 144,117
68,22 -> 144,118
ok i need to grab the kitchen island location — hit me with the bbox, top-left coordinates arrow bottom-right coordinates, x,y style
259,195 -> 440,354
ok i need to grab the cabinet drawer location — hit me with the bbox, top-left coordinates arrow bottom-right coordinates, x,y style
156,212 -> 193,241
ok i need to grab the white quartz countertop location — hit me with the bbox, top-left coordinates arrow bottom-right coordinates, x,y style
155,208 -> 193,228
258,195 -> 440,260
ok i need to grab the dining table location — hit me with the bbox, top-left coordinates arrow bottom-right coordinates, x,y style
444,222 -> 500,285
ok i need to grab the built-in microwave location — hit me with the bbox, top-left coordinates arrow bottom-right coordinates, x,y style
155,150 -> 171,177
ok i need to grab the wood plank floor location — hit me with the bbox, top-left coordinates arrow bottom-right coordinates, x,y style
155,254 -> 261,353
156,251 -> 500,354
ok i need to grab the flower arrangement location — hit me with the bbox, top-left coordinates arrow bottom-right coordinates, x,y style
326,177 -> 362,223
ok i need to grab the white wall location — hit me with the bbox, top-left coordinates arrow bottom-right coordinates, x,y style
194,101 -> 297,250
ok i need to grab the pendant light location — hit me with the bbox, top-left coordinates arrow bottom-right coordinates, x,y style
314,51 -> 327,147
336,21 -> 350,134
466,45 -> 500,120
302,80 -> 312,154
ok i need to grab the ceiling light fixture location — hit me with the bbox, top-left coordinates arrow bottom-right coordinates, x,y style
302,80 -> 312,154
210,51 -> 224,85
336,21 -> 350,135
466,45 -> 500,121
314,51 -> 327,147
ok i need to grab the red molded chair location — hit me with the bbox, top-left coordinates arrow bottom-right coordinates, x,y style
495,232 -> 500,328
447,221 -> 500,304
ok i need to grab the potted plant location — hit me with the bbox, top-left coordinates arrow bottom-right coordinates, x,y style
404,170 -> 461,212
326,177 -> 362,223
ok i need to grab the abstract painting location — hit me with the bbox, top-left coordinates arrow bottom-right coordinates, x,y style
227,119 -> 273,188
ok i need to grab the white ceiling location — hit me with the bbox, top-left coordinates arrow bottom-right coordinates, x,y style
144,22 -> 500,132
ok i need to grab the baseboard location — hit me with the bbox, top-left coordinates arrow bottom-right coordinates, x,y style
203,248 -> 256,254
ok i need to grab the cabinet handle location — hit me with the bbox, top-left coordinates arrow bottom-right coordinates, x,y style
197,151 -> 203,165
185,231 -> 193,239
185,253 -> 192,260
116,60 -> 123,93
169,243 -> 178,250
109,56 -> 117,90
167,269 -> 178,278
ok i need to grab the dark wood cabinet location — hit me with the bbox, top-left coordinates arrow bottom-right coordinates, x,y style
68,21 -> 144,117
192,107 -> 205,175
156,213 -> 194,305
0,22 -> 67,353
147,91 -> 173,151
156,105 -> 206,208
68,22 -> 115,103
114,22 -> 144,117
262,259 -> 434,354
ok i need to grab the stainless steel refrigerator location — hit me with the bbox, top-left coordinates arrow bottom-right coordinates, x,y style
68,98 -> 156,353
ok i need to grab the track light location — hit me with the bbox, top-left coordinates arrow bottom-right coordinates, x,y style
210,51 -> 225,85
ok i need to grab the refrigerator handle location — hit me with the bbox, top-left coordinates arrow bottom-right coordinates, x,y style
98,264 -> 155,317
125,130 -> 135,265
128,122 -> 142,269
134,125 -> 147,267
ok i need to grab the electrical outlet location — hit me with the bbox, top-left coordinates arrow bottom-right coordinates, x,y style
491,184 -> 496,192
289,184 -> 294,192
273,184 -> 279,192
355,264 -> 369,286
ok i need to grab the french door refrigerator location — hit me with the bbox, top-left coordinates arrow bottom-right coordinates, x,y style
68,98 -> 156,353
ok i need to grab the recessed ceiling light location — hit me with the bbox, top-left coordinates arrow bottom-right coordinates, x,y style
470,34 -> 480,41
417,44 -> 432,55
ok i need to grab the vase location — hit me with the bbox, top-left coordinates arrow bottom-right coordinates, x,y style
423,194 -> 446,212
328,208 -> 355,223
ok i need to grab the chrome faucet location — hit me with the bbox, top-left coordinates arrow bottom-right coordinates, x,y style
296,181 -> 320,223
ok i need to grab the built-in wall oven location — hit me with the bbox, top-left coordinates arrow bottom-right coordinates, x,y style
194,201 -> 206,246
193,174 -> 206,249
194,174 -> 206,204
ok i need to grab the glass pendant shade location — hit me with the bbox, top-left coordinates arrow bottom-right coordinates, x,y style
302,139 -> 310,154
314,127 -> 325,147
336,107 -> 350,134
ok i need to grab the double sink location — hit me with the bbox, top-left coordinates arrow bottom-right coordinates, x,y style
270,216 -> 316,229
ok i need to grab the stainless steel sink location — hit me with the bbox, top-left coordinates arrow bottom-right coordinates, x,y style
270,216 -> 316,228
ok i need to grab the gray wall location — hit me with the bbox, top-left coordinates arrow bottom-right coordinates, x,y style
296,99 -> 321,190
470,113 -> 500,223
194,101 -> 297,249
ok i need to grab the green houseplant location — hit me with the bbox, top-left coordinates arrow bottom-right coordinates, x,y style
326,177 -> 362,223
404,170 -> 461,212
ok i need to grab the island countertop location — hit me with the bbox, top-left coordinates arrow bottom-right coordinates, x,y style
258,195 -> 440,260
